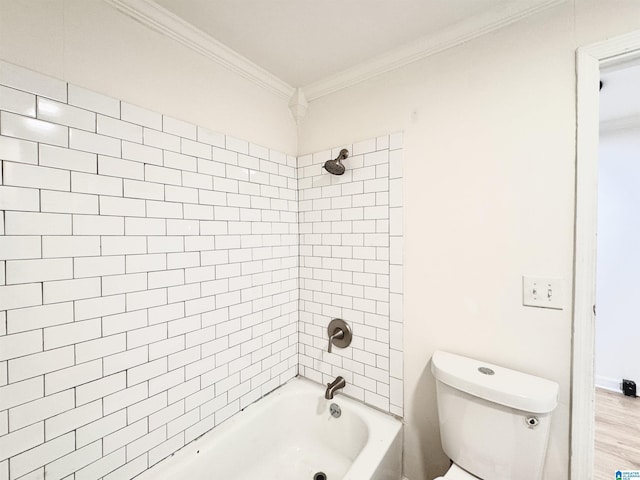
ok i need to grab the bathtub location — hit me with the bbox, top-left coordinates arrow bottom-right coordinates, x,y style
137,376 -> 403,480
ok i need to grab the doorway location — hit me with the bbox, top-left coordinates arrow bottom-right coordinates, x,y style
594,62 -> 640,478
573,30 -> 640,480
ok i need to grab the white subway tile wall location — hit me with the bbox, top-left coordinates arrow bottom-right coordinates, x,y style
0,61 -> 404,479
298,134 -> 404,416
0,62 -> 299,479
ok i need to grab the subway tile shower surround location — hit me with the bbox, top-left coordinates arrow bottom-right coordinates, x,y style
0,61 -> 403,480
298,137 -> 404,416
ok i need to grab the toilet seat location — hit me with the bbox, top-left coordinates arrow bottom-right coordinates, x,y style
434,463 -> 481,480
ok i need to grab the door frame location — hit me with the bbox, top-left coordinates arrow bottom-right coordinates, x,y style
572,30 -> 640,480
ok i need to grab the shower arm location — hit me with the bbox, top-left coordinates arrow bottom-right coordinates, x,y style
336,149 -> 348,160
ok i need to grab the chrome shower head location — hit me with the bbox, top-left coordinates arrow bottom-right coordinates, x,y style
323,149 -> 349,175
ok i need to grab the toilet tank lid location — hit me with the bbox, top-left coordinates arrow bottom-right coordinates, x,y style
431,350 -> 559,414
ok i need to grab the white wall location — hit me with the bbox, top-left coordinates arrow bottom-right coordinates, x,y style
596,127 -> 640,392
0,0 -> 297,155
298,2 -> 640,479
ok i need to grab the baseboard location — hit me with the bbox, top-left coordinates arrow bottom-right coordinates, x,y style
594,374 -> 622,393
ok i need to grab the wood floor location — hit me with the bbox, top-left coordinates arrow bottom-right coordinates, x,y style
595,387 -> 640,479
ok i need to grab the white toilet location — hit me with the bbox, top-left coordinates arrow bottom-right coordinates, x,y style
430,350 -> 559,480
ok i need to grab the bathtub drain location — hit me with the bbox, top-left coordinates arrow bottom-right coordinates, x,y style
313,472 -> 327,480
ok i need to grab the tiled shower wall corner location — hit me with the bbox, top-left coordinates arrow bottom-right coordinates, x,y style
0,62 -> 299,480
297,135 -> 404,416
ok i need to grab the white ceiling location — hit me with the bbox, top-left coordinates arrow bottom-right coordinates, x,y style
153,0 -> 555,88
600,63 -> 640,126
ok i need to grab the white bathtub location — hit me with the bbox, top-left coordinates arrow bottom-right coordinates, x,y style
137,377 -> 403,480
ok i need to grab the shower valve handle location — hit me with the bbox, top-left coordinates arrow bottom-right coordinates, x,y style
328,329 -> 345,353
327,319 -> 352,353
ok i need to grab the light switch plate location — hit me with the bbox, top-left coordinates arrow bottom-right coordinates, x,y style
523,276 -> 564,310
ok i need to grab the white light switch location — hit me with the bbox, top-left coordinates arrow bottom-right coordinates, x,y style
523,276 -> 564,310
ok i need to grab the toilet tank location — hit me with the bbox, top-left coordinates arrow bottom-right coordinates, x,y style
431,351 -> 559,480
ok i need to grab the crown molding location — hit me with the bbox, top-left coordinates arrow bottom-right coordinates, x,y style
288,88 -> 308,123
104,0 -> 295,100
105,0 -> 567,104
302,0 -> 567,101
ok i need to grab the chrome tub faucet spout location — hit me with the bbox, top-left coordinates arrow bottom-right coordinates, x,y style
325,376 -> 346,399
